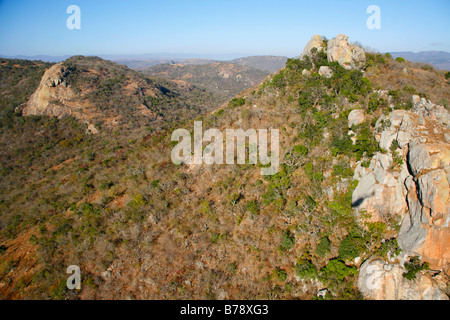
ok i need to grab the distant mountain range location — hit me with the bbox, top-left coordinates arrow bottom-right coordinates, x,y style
3,51 -> 449,71
0,53 -> 248,63
389,51 -> 450,70
0,54 -> 288,73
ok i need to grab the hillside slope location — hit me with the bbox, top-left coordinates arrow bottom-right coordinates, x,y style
20,56 -> 222,132
390,51 -> 450,71
0,35 -> 449,300
138,62 -> 269,103
230,55 -> 288,73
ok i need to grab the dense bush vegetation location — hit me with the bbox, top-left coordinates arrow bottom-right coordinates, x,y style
0,48 -> 447,300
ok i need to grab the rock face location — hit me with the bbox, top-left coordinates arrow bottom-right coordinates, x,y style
353,94 -> 450,299
327,34 -> 366,70
358,258 -> 448,300
23,63 -> 77,119
352,152 -> 409,221
301,34 -> 324,58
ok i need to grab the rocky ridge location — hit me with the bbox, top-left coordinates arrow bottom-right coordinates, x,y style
352,95 -> 450,299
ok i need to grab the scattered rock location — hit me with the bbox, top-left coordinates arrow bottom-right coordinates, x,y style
348,109 -> 365,128
217,289 -> 229,300
318,66 -> 333,78
317,289 -> 328,299
412,95 -> 421,106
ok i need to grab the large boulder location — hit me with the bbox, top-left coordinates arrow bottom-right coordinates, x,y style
301,34 -> 324,58
357,258 -> 448,300
348,109 -> 365,128
327,34 -> 366,70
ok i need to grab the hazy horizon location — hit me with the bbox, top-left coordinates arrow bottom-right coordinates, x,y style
2,50 -> 450,64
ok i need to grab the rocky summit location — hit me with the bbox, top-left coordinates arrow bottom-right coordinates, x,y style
302,34 -> 366,70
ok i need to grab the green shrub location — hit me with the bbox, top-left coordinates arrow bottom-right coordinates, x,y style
333,69 -> 372,100
332,163 -> 353,178
330,133 -> 353,157
292,145 -> 309,156
378,238 -> 401,258
87,152 -> 96,161
128,194 -> 147,207
367,92 -> 387,113
330,180 -> 359,218
390,140 -> 404,167
29,234 -> 39,245
315,236 -> 331,257
151,179 -> 160,188
99,181 -> 114,190
211,232 -> 225,243
353,125 -> 380,160
199,199 -> 211,214
228,97 -> 246,108
320,259 -> 357,282
395,57 -> 405,63
270,71 -> 286,89
403,256 -> 429,280
286,56 -> 313,71
303,162 -> 324,182
262,168 -> 290,206
228,192 -> 242,206
305,195 -> 316,211
280,230 -> 295,251
245,200 -> 260,215
310,48 -> 329,67
295,259 -> 318,279
338,232 -> 367,260
274,268 -> 287,282
365,53 -> 387,68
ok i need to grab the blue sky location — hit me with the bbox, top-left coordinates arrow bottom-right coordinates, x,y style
0,0 -> 449,58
